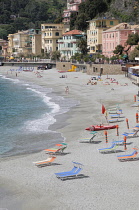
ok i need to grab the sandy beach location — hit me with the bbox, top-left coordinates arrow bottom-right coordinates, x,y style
0,66 -> 139,210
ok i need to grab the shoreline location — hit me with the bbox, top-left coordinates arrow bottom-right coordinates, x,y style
0,66 -> 139,210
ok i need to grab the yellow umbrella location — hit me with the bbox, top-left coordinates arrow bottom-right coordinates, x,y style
10,56 -> 14,60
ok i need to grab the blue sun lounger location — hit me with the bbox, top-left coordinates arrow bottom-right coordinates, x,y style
55,162 -> 83,180
112,140 -> 124,145
122,130 -> 139,138
117,150 -> 138,161
56,167 -> 82,180
98,143 -> 118,153
55,166 -> 78,176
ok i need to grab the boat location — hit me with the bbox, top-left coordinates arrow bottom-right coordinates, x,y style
85,124 -> 117,131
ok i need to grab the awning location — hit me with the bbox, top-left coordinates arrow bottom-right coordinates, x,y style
123,54 -> 128,58
130,66 -> 139,69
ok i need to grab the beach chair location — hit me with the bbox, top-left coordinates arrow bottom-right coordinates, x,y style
108,118 -> 124,123
117,149 -> 138,161
44,147 -> 66,155
122,130 -> 139,138
98,143 -> 119,153
55,162 -> 83,181
55,166 -> 78,176
132,125 -> 139,131
112,140 -> 124,145
79,134 -> 97,143
110,114 -> 124,118
33,156 -> 56,167
108,109 -> 123,114
44,143 -> 67,155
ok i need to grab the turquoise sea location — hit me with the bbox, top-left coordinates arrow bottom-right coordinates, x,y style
0,74 -> 78,157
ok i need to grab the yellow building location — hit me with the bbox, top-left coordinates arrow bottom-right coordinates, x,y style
8,30 -> 32,57
41,23 -> 70,53
87,18 -> 119,54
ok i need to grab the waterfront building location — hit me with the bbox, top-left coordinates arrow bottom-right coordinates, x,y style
102,23 -> 139,58
58,29 -> 85,60
87,18 -> 119,54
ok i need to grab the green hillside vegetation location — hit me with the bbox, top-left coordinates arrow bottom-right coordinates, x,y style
0,0 -> 66,39
1,0 -> 139,40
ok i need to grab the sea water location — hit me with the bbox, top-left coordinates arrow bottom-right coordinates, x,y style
0,74 -> 78,157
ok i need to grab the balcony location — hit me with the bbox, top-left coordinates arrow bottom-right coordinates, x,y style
96,25 -> 107,28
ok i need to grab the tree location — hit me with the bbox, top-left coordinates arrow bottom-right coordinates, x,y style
113,45 -> 124,55
129,46 -> 139,61
0,28 -> 8,39
77,37 -> 88,56
75,13 -> 89,31
51,51 -> 61,61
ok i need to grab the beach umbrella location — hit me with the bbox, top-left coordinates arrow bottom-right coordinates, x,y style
124,136 -> 127,150
136,113 -> 138,123
134,95 -> 136,102
126,118 -> 129,129
116,125 -> 119,136
104,131 -> 108,143
102,104 -> 106,114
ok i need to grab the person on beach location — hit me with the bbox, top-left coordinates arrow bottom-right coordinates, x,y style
65,86 -> 69,94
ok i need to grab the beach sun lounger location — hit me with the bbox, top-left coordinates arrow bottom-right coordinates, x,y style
56,167 -> 82,181
44,143 -> 67,155
112,140 -> 124,145
110,114 -> 124,118
55,166 -> 78,176
79,134 -> 97,143
108,118 -> 124,123
44,147 -> 66,155
117,150 -> 138,161
108,109 -> 123,114
33,156 -> 56,167
55,162 -> 83,180
98,143 -> 119,153
122,130 -> 139,138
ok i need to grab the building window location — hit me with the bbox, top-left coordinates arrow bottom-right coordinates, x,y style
110,21 -> 113,25
55,32 -> 59,36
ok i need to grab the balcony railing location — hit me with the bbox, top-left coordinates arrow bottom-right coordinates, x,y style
96,25 -> 107,28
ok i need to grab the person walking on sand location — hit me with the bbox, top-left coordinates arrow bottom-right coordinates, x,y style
65,86 -> 69,94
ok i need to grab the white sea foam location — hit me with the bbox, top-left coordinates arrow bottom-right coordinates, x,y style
1,76 -> 20,83
24,113 -> 56,133
26,87 -> 60,114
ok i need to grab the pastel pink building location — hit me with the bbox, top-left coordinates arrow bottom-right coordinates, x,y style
63,0 -> 86,24
102,23 -> 139,58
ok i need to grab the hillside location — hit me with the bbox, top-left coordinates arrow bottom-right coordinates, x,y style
0,0 -> 139,40
108,0 -> 139,23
